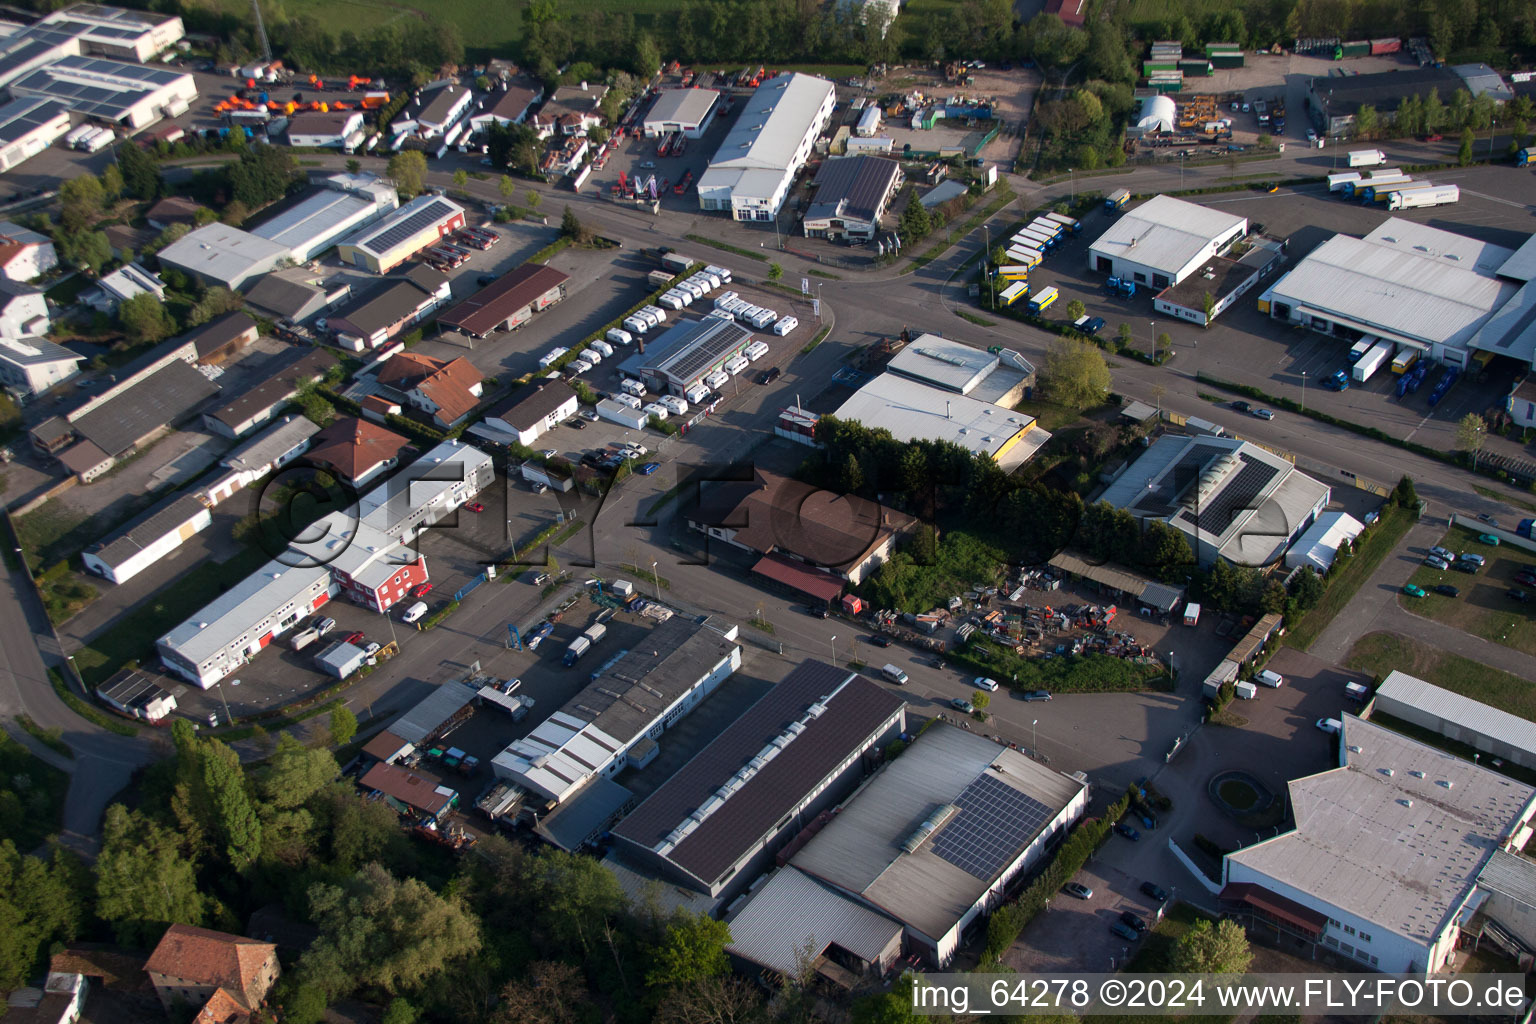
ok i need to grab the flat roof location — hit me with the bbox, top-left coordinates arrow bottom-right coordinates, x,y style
0,96 -> 67,145
727,866 -> 904,976
96,667 -> 173,711
1376,670 -> 1536,754
613,662 -> 904,887
701,72 -> 833,188
832,373 -> 1047,471
492,617 -> 741,803
1227,715 -> 1536,948
249,187 -> 385,255
887,333 -> 998,394
806,154 -> 900,226
643,316 -> 754,384
1098,433 -> 1331,565
206,347 -> 333,430
1286,510 -> 1364,572
72,359 -> 217,455
158,224 -> 287,284
242,274 -> 326,319
221,415 -> 319,474
159,561 -> 329,664
437,263 -> 569,336
9,54 -> 191,118
391,680 -> 480,745
1309,66 -> 1472,115
1089,194 -> 1247,275
86,491 -> 207,568
342,195 -> 463,259
791,725 -> 1085,942
645,87 -> 719,127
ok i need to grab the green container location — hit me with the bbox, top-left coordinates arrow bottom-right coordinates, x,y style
1179,60 -> 1212,75
1205,42 -> 1239,56
1342,40 -> 1370,56
1143,61 -> 1178,72
1211,54 -> 1244,68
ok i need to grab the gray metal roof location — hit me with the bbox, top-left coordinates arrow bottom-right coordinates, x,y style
700,73 -> 833,191
205,347 -> 334,431
72,359 -> 217,455
1227,715 -> 1536,947
342,196 -> 463,259
0,336 -> 81,368
536,776 -> 634,851
887,334 -> 997,394
158,224 -> 288,287
790,725 -> 1085,942
645,87 -> 719,127
486,379 -> 578,431
1477,849 -> 1536,910
221,416 -> 319,474
726,867 -> 903,976
1088,195 -> 1246,276
806,154 -> 900,225
0,96 -> 68,146
249,187 -> 384,258
1376,671 -> 1536,758
86,491 -> 208,569
242,275 -> 327,319
644,317 -> 754,385
832,374 -> 1048,471
392,680 -> 480,745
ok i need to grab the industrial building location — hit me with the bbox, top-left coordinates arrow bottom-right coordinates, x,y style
249,174 -> 398,262
156,223 -> 288,291
8,54 -> 194,129
698,73 -> 836,221
187,311 -> 259,366
436,263 -> 569,338
1307,64 -> 1512,137
491,616 -> 743,805
1284,510 -> 1364,574
242,274 -> 337,324
1154,236 -> 1286,326
686,466 -> 917,588
81,491 -> 211,584
54,358 -> 217,481
202,347 -> 334,439
725,866 -> 905,984
1371,671 -> 1536,771
1222,715 -> 1536,974
35,4 -> 185,62
0,336 -> 81,396
199,415 -> 318,507
1099,433 -> 1330,567
329,265 -> 451,351
360,762 -> 458,820
783,724 -> 1089,966
613,661 -> 903,906
0,97 -> 70,172
1258,220 -> 1536,371
803,154 -> 903,242
283,109 -> 365,149
1087,195 -> 1248,290
158,441 -> 494,688
833,373 -> 1049,472
642,88 -> 720,138
0,220 -> 58,283
622,316 -> 754,396
885,333 -> 1035,406
483,380 -> 579,445
337,195 -> 465,274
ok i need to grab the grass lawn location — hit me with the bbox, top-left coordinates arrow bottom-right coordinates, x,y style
1286,504 -> 1416,651
0,730 -> 68,848
1123,901 -> 1216,974
43,274 -> 91,305
14,498 -> 94,568
1346,631 -> 1536,721
1014,398 -> 1087,433
1399,525 -> 1536,656
72,543 -> 270,687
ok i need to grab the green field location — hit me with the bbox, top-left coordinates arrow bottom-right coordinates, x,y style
1346,631 -> 1536,721
1400,527 -> 1536,656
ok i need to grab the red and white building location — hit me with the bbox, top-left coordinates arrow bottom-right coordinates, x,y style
158,440 -> 495,688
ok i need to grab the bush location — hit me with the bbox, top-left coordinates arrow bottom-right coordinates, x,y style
1194,833 -> 1232,858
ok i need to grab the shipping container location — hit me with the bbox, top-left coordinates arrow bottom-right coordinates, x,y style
1006,245 -> 1043,267
1347,148 -> 1386,167
1041,212 -> 1082,234
1365,180 -> 1431,203
1210,53 -> 1244,68
1352,338 -> 1395,382
1387,183 -> 1459,209
1204,42 -> 1240,55
1370,37 -> 1402,55
1105,188 -> 1131,212
1179,60 -> 1213,76
995,264 -> 1032,280
1390,346 -> 1419,374
1341,40 -> 1370,57
855,106 -> 882,137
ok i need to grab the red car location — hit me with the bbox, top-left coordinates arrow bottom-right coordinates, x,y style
410,582 -> 433,598
343,631 -> 366,646
462,501 -> 485,512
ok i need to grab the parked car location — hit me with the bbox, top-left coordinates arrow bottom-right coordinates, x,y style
1023,690 -> 1053,702
869,635 -> 892,647
757,366 -> 781,385
1507,589 -> 1531,603
1433,584 -> 1460,597
1083,317 -> 1106,335
1110,922 -> 1142,941
1063,882 -> 1093,900
973,676 -> 999,692
1230,400 -> 1251,413
1402,584 -> 1427,598
363,642 -> 382,657
1453,561 -> 1479,574
1479,534 -> 1501,546
1115,823 -> 1141,841
1515,571 -> 1536,587
951,697 -> 975,714
1424,555 -> 1449,570
805,605 -> 830,618
1140,881 -> 1170,902
1429,546 -> 1454,561
462,501 -> 485,513
1477,513 -> 1498,524
637,462 -> 660,475
1252,408 -> 1275,420
315,617 -> 336,636
410,582 -> 433,598
1316,718 -> 1342,734
1120,911 -> 1149,932
343,631 -> 365,646
579,409 -> 599,421
1460,553 -> 1486,567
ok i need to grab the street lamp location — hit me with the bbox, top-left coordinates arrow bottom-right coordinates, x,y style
1167,650 -> 1176,683
1069,168 -> 1075,204
1149,320 -> 1157,358
215,679 -> 234,725
651,560 -> 661,602
829,634 -> 837,665
1032,718 -> 1038,751
1300,370 -> 1308,410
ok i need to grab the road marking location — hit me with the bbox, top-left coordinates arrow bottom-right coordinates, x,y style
1455,188 -> 1532,211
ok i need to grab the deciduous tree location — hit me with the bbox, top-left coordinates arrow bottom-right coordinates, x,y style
1041,336 -> 1111,410
116,142 -> 164,199
259,734 -> 339,809
329,705 -> 358,746
95,804 -> 205,946
646,912 -> 732,989
387,150 -> 428,199
118,292 -> 175,344
1457,412 -> 1486,468
493,961 -> 589,1024
1167,918 -> 1252,975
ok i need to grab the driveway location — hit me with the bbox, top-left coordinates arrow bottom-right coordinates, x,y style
1006,860 -> 1164,974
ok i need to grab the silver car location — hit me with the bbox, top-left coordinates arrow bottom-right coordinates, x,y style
1424,555 -> 1450,570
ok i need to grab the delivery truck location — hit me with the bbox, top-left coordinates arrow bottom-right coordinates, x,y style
1348,148 -> 1386,168
1105,188 -> 1131,212
1387,183 -> 1459,209
1352,337 -> 1395,382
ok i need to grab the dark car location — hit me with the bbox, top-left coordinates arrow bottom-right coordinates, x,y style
757,366 -> 782,385
1231,400 -> 1251,413
1140,881 -> 1170,902
1452,561 -> 1479,574
570,418 -> 586,429
1083,317 -> 1106,335
1508,589 -> 1531,603
806,605 -> 830,618
477,274 -> 498,286
1516,572 -> 1536,587
1120,911 -> 1149,933
579,452 -> 603,468
1115,823 -> 1141,841
1110,921 -> 1141,941
1433,584 -> 1460,597
1023,690 -> 1053,702
869,635 -> 892,647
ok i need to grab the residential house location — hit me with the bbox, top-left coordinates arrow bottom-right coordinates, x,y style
0,280 -> 49,339
146,196 -> 208,230
468,81 -> 543,133
144,924 -> 279,1024
377,351 -> 484,429
531,82 -> 607,138
0,221 -> 56,281
85,262 -> 165,313
483,380 -> 578,445
0,336 -> 82,396
306,416 -> 411,487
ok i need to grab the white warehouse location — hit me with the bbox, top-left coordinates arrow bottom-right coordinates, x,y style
697,73 -> 835,222
1087,194 -> 1248,290
8,54 -> 195,130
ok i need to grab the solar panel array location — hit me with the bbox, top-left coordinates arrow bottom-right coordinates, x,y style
11,55 -> 186,118
1133,447 -> 1209,517
654,319 -> 752,383
0,97 -> 67,145
930,773 -> 1053,880
357,199 -> 456,255
1177,455 -> 1278,535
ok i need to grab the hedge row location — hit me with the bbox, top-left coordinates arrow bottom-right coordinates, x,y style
984,789 -> 1133,959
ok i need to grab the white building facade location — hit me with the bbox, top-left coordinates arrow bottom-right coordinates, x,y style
698,73 -> 835,221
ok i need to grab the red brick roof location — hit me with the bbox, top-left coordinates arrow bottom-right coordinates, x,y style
307,416 -> 410,482
193,986 -> 250,1024
144,925 -> 275,1010
379,352 -> 482,426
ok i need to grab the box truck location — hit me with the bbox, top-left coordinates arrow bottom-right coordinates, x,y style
1328,171 -> 1362,193
1348,148 -> 1386,168
1105,188 -> 1131,212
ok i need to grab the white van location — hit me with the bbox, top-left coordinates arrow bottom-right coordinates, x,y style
881,663 -> 909,685
402,601 -> 428,623
1257,669 -> 1285,688
772,316 -> 798,335
606,328 -> 633,347
724,356 -> 750,375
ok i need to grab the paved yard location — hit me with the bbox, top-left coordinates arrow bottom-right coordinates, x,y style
1005,860 -> 1170,974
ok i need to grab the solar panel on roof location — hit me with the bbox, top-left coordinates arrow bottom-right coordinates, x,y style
1180,456 -> 1278,534
360,199 -> 453,254
655,320 -> 751,382
930,773 -> 1053,880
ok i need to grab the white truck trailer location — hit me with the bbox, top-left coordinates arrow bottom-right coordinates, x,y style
1348,149 -> 1386,168
1352,337 -> 1396,382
